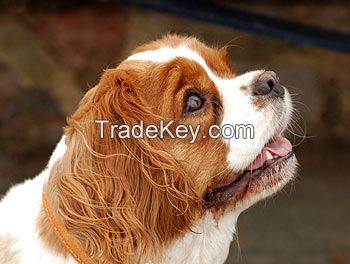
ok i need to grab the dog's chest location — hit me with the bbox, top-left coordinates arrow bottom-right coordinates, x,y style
161,211 -> 237,264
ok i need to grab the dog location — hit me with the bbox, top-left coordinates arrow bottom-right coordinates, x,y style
0,35 -> 297,264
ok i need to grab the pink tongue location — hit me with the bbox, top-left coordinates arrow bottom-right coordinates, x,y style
248,136 -> 292,170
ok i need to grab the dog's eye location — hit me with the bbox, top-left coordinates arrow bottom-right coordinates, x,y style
184,93 -> 204,113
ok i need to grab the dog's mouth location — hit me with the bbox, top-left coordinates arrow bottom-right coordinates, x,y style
204,135 -> 294,208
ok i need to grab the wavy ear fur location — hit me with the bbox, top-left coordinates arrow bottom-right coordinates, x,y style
46,67 -> 200,263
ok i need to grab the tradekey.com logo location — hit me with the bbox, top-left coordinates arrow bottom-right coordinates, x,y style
95,120 -> 255,144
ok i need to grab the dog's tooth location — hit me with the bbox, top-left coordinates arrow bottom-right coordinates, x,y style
265,151 -> 274,160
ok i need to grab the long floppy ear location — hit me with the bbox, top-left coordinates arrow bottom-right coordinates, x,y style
46,66 -> 199,263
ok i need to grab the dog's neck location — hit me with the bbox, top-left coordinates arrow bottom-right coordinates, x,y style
162,211 -> 238,264
38,136 -> 238,263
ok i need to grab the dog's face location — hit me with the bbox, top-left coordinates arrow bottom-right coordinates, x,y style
122,35 -> 296,212
61,35 -> 297,262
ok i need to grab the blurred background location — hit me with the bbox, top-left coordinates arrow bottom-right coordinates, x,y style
0,1 -> 349,263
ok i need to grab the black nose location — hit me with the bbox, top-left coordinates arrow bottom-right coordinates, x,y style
253,71 -> 284,98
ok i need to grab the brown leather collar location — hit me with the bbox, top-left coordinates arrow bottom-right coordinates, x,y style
42,184 -> 95,264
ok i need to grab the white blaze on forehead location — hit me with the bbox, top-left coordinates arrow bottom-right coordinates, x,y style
127,45 -> 220,82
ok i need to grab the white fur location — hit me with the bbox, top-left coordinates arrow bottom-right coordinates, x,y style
0,135 -> 237,264
162,211 -> 238,264
127,45 -> 293,171
0,137 -> 75,263
0,44 -> 294,263
218,73 -> 292,171
128,44 -> 294,263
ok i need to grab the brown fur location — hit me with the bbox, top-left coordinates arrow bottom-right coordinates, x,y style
252,98 -> 267,109
134,34 -> 235,78
240,85 -> 248,92
38,35 -> 237,263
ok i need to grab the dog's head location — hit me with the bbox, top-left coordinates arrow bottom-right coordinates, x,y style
50,35 -> 297,263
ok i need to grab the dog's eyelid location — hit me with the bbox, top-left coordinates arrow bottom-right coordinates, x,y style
184,87 -> 205,98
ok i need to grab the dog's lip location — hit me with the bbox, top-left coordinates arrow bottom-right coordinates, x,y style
248,135 -> 293,170
203,150 -> 294,207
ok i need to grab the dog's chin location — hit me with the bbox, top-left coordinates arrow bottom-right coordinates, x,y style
203,139 -> 297,213
234,154 -> 297,214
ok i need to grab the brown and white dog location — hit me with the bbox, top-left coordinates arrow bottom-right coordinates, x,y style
0,35 -> 297,264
